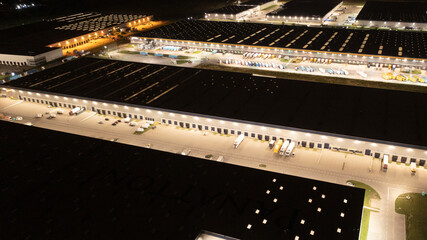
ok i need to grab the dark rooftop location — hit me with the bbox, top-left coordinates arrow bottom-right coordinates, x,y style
5,58 -> 427,147
138,20 -> 427,59
356,1 -> 427,23
239,0 -> 274,6
208,5 -> 254,15
267,0 -> 342,18
0,120 -> 364,240
0,12 -> 144,56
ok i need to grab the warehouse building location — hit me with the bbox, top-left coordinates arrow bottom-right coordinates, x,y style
1,120 -> 365,240
134,19 -> 427,68
0,12 -> 152,66
205,5 -> 257,20
355,1 -> 427,29
266,0 -> 343,24
205,0 -> 278,20
238,0 -> 278,9
2,58 -> 427,166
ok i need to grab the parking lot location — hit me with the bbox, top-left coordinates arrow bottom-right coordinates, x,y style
112,44 -> 427,88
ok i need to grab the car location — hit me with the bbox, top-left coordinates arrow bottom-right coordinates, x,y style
57,109 -> 64,114
105,118 -> 109,121
117,119 -> 121,122
112,122 -> 117,126
110,138 -> 118,142
35,113 -> 43,118
98,121 -> 104,124
16,116 -> 23,121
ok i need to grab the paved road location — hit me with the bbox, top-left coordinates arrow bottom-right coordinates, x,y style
3,98 -> 427,240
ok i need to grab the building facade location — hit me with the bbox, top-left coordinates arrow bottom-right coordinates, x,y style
3,86 -> 427,167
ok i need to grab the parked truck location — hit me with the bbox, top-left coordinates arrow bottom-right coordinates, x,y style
273,139 -> 283,153
234,134 -> 245,149
69,107 -> 81,115
383,154 -> 389,172
69,107 -> 85,116
410,162 -> 416,175
268,139 -> 276,149
285,141 -> 295,156
279,140 -> 290,156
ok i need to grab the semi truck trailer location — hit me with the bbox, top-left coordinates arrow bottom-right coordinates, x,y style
273,139 -> 283,153
285,142 -> 295,156
234,134 -> 245,149
383,154 -> 389,172
279,140 -> 290,156
69,107 -> 81,115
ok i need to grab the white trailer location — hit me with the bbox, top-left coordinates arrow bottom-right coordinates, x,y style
383,154 -> 389,172
69,107 -> 81,115
357,71 -> 367,78
285,142 -> 295,156
279,140 -> 290,156
234,134 -> 245,149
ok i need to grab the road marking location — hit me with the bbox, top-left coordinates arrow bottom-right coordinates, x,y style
1,100 -> 22,110
80,112 -> 96,122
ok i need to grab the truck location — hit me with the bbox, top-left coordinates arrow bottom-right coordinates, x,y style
357,71 -> 367,78
69,107 -> 81,115
383,154 -> 389,172
268,139 -> 276,149
273,139 -> 283,153
410,162 -> 416,175
285,141 -> 295,156
234,134 -> 245,149
279,140 -> 290,156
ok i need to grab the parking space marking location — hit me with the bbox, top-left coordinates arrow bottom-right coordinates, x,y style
1,100 -> 22,110
80,112 -> 97,122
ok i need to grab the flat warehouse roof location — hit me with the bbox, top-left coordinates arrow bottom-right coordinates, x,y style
6,58 -> 427,147
240,0 -> 273,6
0,13 -> 145,55
0,121 -> 365,240
267,0 -> 342,18
138,20 -> 427,59
208,5 -> 253,14
356,1 -> 427,23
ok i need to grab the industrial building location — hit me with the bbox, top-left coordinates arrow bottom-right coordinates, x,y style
2,58 -> 427,166
133,19 -> 427,68
0,120 -> 364,239
0,12 -> 152,66
205,5 -> 257,20
205,0 -> 278,20
266,0 -> 343,24
355,1 -> 427,29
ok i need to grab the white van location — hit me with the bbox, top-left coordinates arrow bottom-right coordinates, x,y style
181,148 -> 191,156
